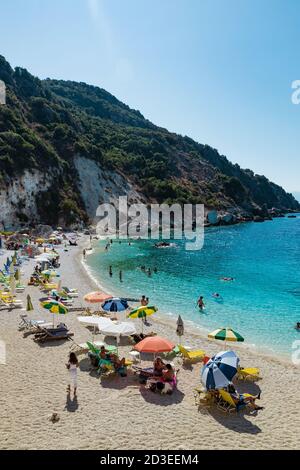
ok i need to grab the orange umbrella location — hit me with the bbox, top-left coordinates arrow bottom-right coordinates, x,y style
134,336 -> 175,354
83,291 -> 112,303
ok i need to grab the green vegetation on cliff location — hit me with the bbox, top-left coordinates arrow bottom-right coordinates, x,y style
0,55 -> 298,225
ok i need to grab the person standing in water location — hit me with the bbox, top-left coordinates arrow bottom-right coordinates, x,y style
119,270 -> 123,282
109,266 -> 113,277
197,296 -> 205,310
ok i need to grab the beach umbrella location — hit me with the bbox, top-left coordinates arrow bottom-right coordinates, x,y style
9,274 -> 16,296
127,305 -> 157,333
102,297 -> 129,312
83,291 -> 112,303
127,305 -> 157,319
36,238 -> 45,244
99,320 -> 136,353
201,350 -> 239,390
176,315 -> 184,343
26,295 -> 34,312
78,315 -> 113,342
41,300 -> 68,327
134,336 -> 175,355
208,327 -> 244,348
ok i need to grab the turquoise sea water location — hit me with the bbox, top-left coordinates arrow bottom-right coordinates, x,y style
86,215 -> 300,357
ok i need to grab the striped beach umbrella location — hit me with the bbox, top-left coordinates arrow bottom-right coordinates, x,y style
201,350 -> 239,390
127,305 -> 157,333
26,295 -> 34,312
127,305 -> 157,319
102,298 -> 129,312
41,300 -> 68,327
208,327 -> 244,343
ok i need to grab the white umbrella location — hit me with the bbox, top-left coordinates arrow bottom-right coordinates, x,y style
98,320 -> 136,354
78,316 -> 113,341
99,321 -> 136,337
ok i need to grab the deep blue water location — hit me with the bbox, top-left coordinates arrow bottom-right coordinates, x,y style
86,215 -> 300,356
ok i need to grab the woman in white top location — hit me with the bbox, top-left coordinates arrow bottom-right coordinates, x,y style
66,352 -> 79,396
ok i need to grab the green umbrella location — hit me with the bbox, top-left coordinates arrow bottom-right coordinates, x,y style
26,295 -> 34,312
127,305 -> 157,333
208,327 -> 244,349
41,300 -> 68,327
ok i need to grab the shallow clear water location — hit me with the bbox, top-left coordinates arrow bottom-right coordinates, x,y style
86,216 -> 300,357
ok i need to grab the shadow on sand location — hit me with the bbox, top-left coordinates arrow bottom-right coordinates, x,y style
139,386 -> 185,406
65,392 -> 79,413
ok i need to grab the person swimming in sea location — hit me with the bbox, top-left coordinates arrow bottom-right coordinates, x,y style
220,277 -> 234,282
197,296 -> 205,310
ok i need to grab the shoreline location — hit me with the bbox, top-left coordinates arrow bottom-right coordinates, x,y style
0,238 -> 300,450
79,237 -> 297,369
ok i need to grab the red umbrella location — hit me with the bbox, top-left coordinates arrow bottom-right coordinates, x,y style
134,336 -> 175,354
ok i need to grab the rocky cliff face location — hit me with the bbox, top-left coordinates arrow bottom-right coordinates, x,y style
0,55 -> 299,229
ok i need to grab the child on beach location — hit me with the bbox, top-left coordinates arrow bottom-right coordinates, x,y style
66,352 -> 79,396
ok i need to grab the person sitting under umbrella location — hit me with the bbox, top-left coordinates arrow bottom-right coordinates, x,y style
153,357 -> 165,377
227,384 -> 263,411
110,354 -> 127,377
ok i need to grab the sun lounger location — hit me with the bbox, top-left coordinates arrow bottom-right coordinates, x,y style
19,314 -> 52,331
178,345 -> 205,363
0,297 -> 23,310
217,389 -> 255,413
237,367 -> 261,381
33,326 -> 74,343
62,287 -> 78,298
193,386 -> 216,408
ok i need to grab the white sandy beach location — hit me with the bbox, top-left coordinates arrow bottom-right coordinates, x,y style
0,237 -> 299,450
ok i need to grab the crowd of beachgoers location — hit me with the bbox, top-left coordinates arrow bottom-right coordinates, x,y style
0,230 -> 299,450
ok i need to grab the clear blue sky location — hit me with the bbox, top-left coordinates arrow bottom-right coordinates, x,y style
1,0 -> 300,192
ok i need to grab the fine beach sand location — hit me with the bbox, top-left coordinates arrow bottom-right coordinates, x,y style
0,237 -> 299,450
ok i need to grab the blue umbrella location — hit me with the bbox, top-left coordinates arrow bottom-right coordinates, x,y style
201,350 -> 239,390
102,297 -> 129,312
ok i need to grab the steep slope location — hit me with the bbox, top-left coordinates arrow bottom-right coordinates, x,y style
0,55 -> 298,228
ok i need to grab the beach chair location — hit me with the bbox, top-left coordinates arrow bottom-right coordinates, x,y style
40,283 -> 58,292
178,345 -> 205,363
86,341 -> 117,355
237,367 -> 261,381
0,297 -> 23,309
62,287 -> 78,298
193,386 -> 216,408
33,325 -> 74,343
19,314 -> 52,331
217,390 -> 255,413
217,390 -> 239,413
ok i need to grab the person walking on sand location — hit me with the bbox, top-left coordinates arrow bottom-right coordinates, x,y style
66,352 -> 79,396
83,248 -> 86,259
197,296 -> 205,310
